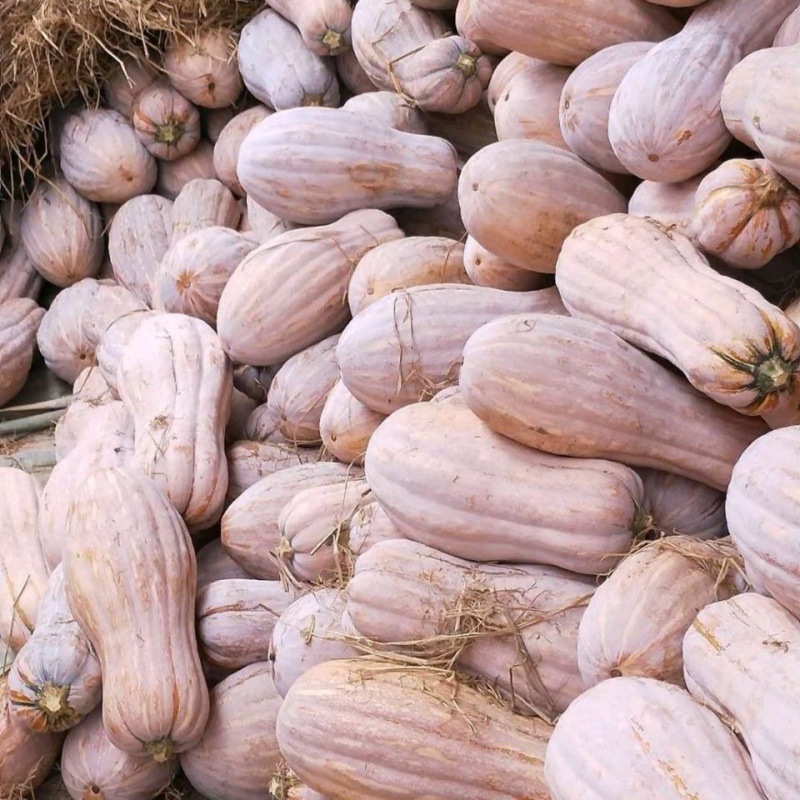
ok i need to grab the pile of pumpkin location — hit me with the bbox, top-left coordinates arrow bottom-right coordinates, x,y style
3,0 -> 800,797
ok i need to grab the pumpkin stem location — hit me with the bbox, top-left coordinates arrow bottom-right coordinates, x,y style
301,94 -> 324,107
84,786 -> 104,800
455,53 -> 477,79
37,682 -> 78,730
322,28 -> 344,52
145,737 -> 175,763
753,173 -> 786,209
754,354 -> 794,394
153,117 -> 185,145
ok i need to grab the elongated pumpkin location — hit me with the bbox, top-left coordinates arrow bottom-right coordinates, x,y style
267,0 -> 352,55
171,178 -> 240,243
213,105 -> 272,196
348,501 -> 404,555
458,139 -> 627,272
463,236 -> 550,291
684,593 -> 800,800
225,440 -> 316,504
217,209 -> 404,366
63,468 -> 209,760
156,140 -> 216,200
720,48 -> 776,149
8,564 -> 102,732
55,368 -> 118,458
365,396 -> 644,573
459,313 -> 768,490
0,298 -> 45,407
238,107 -> 458,225
627,173 -> 705,242
95,309 -> 159,391
342,92 -> 428,135
544,676 -> 767,800
117,314 -> 232,531
0,237 -> 42,304
320,380 -> 386,466
555,213 -> 800,419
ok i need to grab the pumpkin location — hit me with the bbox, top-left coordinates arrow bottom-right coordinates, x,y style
132,82 -> 201,161
242,405 -> 283,444
347,236 -> 468,315
486,51 -> 531,110
365,396 -> 644,573
555,213 -> 800,419
559,41 -> 654,174
197,539 -> 253,589
217,209 -> 404,366
8,564 -> 102,732
277,659 -> 553,800
213,105 -> 272,196
154,227 -> 257,324
197,579 -> 297,670
694,158 -> 800,268
102,57 -> 158,119
108,194 -> 173,306
180,663 -> 283,800
55,367 -> 116,456
164,29 -> 243,109
55,391 -> 128,462
225,441 -> 316,504
63,467 -> 209,760
463,0 -> 678,66
720,49 -> 776,150
233,364 -> 278,404
463,236 -> 551,291
271,589 -> 359,697
608,27 -> 740,182
493,59 -> 571,147
156,139 -> 216,200
335,47 -> 379,95
455,0 -> 509,56
276,479 -> 373,583
544,675 -> 767,800
774,6 -> 800,44
320,380 -> 386,466
577,536 -> 742,690
337,285 -> 566,415
0,237 -> 42,304
348,501 -> 404,554
348,538 -> 594,717
266,335 -> 340,445
117,313 -> 232,531
245,198 -> 295,244
627,173 -> 705,242
95,309 -> 160,390
59,108 -> 158,203
0,298 -> 45,407
238,107 -> 458,225
221,463 -> 362,579
684,593 -> 800,799
238,9 -> 340,110
425,94 -> 499,159
726,426 -> 800,618
37,278 -> 145,383
267,0 -> 353,55
342,92 -> 428,135
62,709 -> 178,800
459,313 -> 769,490
351,0 -> 491,114
171,178 -> 241,243
459,139 -> 627,272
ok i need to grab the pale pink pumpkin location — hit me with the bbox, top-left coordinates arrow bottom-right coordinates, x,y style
156,139 -> 216,200
132,82 -> 202,161
171,178 -> 240,242
0,299 -> 45,407
212,105 -> 272,196
102,58 -> 158,119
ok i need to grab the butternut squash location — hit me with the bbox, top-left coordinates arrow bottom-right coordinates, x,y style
212,105 -> 272,196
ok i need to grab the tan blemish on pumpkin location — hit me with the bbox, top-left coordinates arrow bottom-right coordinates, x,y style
676,129 -> 692,144
347,162 -> 401,193
648,154 -> 660,163
176,271 -> 194,292
692,618 -> 723,652
414,745 -> 458,763
655,759 -> 700,800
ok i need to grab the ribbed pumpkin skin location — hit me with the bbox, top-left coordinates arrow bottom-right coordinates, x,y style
348,539 -> 593,717
102,58 -> 158,119
154,227 -> 256,325
63,468 -> 209,760
171,178 -> 240,243
465,0 -> 678,66
95,309 -> 159,390
695,158 -> 800,268
164,29 -> 243,109
320,380 -> 386,466
493,60 -> 571,147
627,174 -> 704,242
638,469 -> 727,540
20,177 -> 104,287
352,0 -> 491,114
0,298 -> 45,407
180,663 -> 283,800
156,140 -> 216,200
196,539 -> 253,589
342,92 -> 428,135
271,589 -> 359,697
726,427 -> 800,617
555,214 -> 800,419
117,314 -> 232,531
347,237 -> 467,315
577,537 -> 742,690
0,468 -> 49,650
217,209 -> 404,366
212,106 -> 272,196
267,0 -> 352,55
108,195 -> 173,306
238,9 -> 339,110
337,285 -> 566,415
608,28 -> 740,182
544,676 -> 767,800
559,41 -> 654,174
225,441 -> 315,504
0,238 -> 42,304
348,501 -> 404,555
238,107 -> 458,225
132,82 -> 201,161
62,709 -> 178,800
37,278 -> 145,383
8,565 -> 102,732
774,6 -> 800,44
278,659 -> 553,800
458,140 -> 627,272
720,49 -> 775,149
59,109 -> 157,203
459,314 -> 768,491
55,368 -> 118,458
0,678 -> 64,797
197,579 -> 297,670
221,463 -> 362,579
684,594 -> 800,800
463,236 -> 551,291
365,397 -> 643,574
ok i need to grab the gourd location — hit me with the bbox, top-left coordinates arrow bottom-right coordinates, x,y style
155,140 -> 216,200
335,48 -> 378,95
54,368 -> 117,459
720,49 -> 777,149
0,237 -> 43,304
171,178 -> 240,242
132,82 -> 201,161
774,6 -> 800,44
245,198 -> 295,244
266,0 -> 353,55
212,106 -> 272,196
627,174 -> 705,242
243,404 -> 282,443
95,309 -> 160,390
347,502 -> 404,555
463,236 -> 551,291
102,58 -> 158,119
342,92 -> 428,135
0,298 -> 45,407
225,441 -> 315,504
487,51 -> 531,110
319,380 -> 386,466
